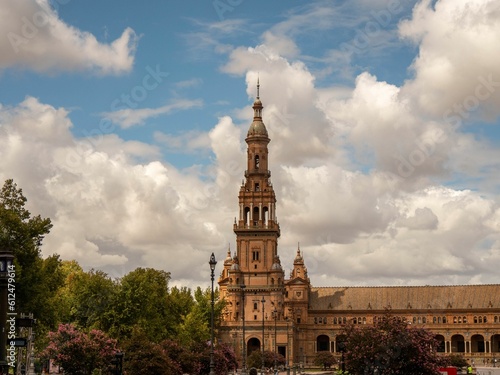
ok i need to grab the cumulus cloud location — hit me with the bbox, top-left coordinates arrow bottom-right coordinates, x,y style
224,46 -> 335,166
215,1 -> 500,287
0,0 -> 137,74
0,97 -> 238,288
399,0 -> 500,120
2,0 -> 500,289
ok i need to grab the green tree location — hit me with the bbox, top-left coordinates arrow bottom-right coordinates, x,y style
247,350 -> 286,371
42,323 -> 118,375
193,341 -> 238,375
66,269 -> 118,330
342,312 -> 442,375
444,354 -> 468,369
176,286 -> 225,348
108,268 -> 172,341
0,179 -> 61,342
122,329 -> 182,375
314,351 -> 337,370
161,339 -> 201,374
166,286 -> 195,334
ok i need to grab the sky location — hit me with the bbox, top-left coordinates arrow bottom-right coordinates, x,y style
1,0 -> 500,290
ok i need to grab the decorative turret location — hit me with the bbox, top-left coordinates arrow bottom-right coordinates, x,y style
290,245 -> 309,282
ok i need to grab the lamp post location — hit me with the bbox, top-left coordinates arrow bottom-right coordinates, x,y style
0,247 -> 15,374
273,309 -> 277,374
241,284 -> 247,375
338,341 -> 346,373
209,253 -> 217,375
110,352 -> 124,375
286,317 -> 290,374
261,297 -> 266,375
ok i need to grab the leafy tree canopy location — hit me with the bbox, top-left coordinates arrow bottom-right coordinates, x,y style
0,179 -> 63,344
42,323 -> 118,375
342,312 -> 442,375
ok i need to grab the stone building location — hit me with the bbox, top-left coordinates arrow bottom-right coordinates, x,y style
218,84 -> 500,369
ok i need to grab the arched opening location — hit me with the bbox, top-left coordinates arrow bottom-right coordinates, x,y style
247,338 -> 261,357
451,334 -> 465,353
255,155 -> 260,169
317,335 -> 330,352
492,334 -> 500,353
263,206 -> 269,226
244,207 -> 250,226
471,334 -> 485,353
435,335 -> 446,352
252,206 -> 259,226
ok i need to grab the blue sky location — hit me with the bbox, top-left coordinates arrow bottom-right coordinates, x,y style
1,0 -> 500,289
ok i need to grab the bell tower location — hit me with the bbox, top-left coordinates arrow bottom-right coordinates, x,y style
219,80 -> 287,366
234,78 -> 282,276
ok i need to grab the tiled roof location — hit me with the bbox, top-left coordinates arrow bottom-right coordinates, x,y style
309,285 -> 500,311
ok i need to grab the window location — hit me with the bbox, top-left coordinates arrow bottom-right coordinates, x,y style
255,182 -> 260,191
253,303 -> 258,310
252,251 -> 259,261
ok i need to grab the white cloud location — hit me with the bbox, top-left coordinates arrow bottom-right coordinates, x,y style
215,2 -> 500,287
102,99 -> 203,129
0,97 -> 236,286
0,0 -> 137,74
399,0 -> 500,120
2,0 -> 500,289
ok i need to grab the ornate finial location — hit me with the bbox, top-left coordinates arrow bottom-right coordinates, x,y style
257,75 -> 260,99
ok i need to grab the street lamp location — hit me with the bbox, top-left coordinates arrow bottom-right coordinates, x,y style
0,247 -> 14,374
261,297 -> 266,375
285,317 -> 290,374
338,340 -> 346,373
110,352 -> 124,375
241,284 -> 247,375
209,253 -> 217,375
273,309 -> 277,374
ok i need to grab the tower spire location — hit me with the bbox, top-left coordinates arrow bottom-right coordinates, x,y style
257,75 -> 260,99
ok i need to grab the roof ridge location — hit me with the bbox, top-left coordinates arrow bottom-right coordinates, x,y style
312,284 -> 500,289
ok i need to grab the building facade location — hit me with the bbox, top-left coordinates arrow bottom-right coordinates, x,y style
218,86 -> 500,369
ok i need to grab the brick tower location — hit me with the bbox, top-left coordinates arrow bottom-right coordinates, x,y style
218,80 -> 292,369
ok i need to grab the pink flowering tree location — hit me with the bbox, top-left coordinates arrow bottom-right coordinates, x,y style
342,312 -> 442,375
42,323 -> 119,375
